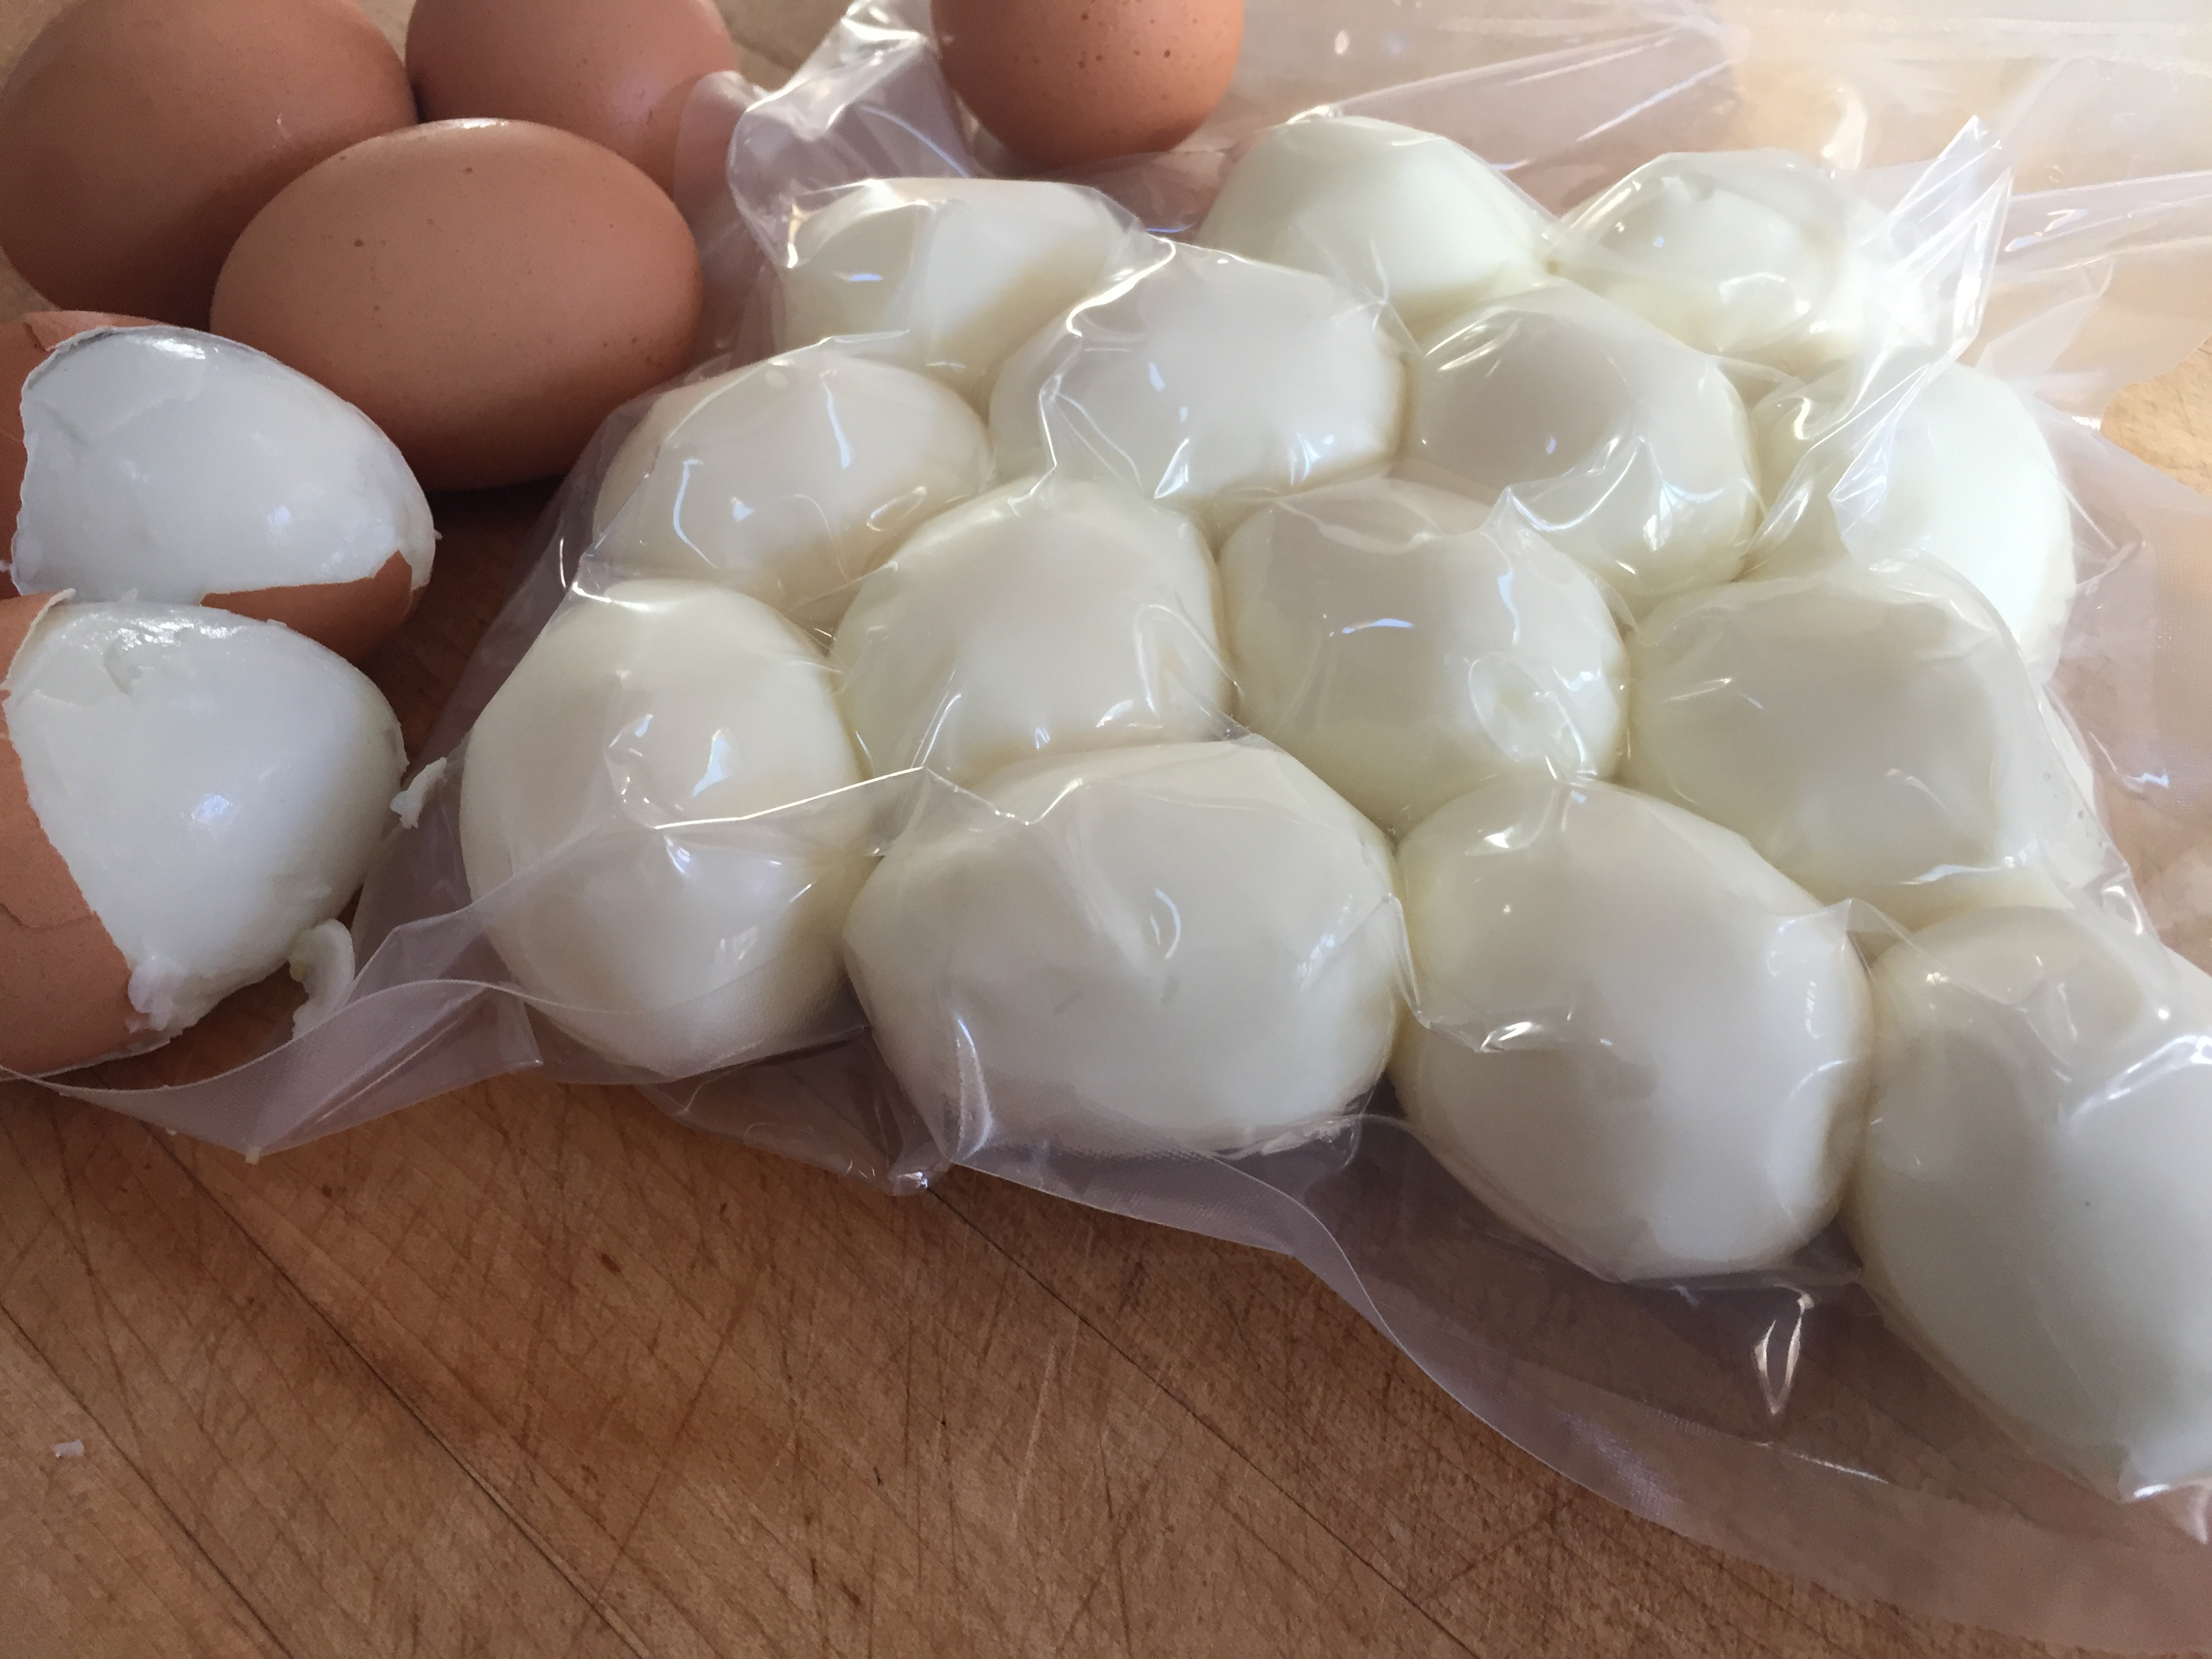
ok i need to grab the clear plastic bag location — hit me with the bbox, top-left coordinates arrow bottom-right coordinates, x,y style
18,0 -> 2212,1644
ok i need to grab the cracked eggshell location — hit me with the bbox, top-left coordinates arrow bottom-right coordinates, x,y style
0,596 -> 403,1069
1625,561 -> 2114,930
831,478 -> 1231,787
990,243 -> 1408,539
777,178 -> 1139,405
592,347 -> 995,627
1399,281 -> 1761,614
1752,362 -> 2077,678
1219,478 -> 1626,838
1553,150 -> 1917,377
1851,904 -> 2212,1497
1394,775 -> 1871,1281
1197,116 -> 1549,337
458,579 -> 871,1077
843,739 -> 1406,1158
12,325 -> 434,661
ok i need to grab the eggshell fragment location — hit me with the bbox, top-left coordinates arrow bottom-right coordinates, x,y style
0,310 -> 152,594
0,594 -> 136,1076
1219,478 -> 1626,838
211,120 -> 704,490
776,178 -> 1139,404
2,598 -> 403,1051
992,243 -> 1406,539
458,580 -> 872,1076
1198,117 -> 1549,336
934,0 -> 1240,168
12,326 -> 434,659
1400,281 -> 1761,614
1852,904 -> 2212,1497
1625,561 -> 2112,929
844,739 -> 1405,1158
0,0 -> 416,325
592,347 -> 995,626
406,0 -> 739,192
1393,775 -> 1872,1282
832,478 -> 1232,786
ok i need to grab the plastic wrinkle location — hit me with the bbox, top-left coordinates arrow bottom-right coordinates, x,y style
31,0 -> 2212,1646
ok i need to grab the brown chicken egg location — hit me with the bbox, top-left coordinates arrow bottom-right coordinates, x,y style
407,0 -> 740,193
0,0 -> 416,326
1,310 -> 150,590
211,120 -> 705,491
935,0 -> 1242,167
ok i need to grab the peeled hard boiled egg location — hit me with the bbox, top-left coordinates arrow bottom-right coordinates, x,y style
458,580 -> 871,1078
1,309 -> 150,575
1852,904 -> 2212,1497
1753,363 -> 2076,676
1197,117 -> 1549,336
832,478 -> 1231,787
844,739 -> 1405,1157
1553,150 -> 1918,377
1400,281 -> 1761,613
991,243 -> 1407,538
1218,479 -> 1625,838
777,178 -> 1139,404
10,326 -> 433,661
1394,775 -> 1871,1282
592,348 -> 995,626
1625,562 -> 2112,930
211,120 -> 704,491
0,594 -> 403,1075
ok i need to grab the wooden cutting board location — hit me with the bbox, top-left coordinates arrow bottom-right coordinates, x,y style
4,1 -> 2212,1654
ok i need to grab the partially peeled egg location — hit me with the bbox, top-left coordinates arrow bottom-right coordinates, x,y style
8,325 -> 435,661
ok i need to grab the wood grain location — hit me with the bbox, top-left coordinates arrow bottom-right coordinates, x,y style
3,1 -> 2211,1655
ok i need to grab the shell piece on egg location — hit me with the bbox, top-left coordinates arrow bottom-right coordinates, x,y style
1393,774 -> 1872,1282
1197,116 -> 1550,336
1625,560 -> 2114,930
457,579 -> 872,1078
1,597 -> 404,1067
832,478 -> 1232,787
1400,281 -> 1761,615
843,738 -> 1406,1158
1219,478 -> 1626,838
991,243 -> 1408,539
591,346 -> 996,627
12,325 -> 434,660
777,178 -> 1141,405
1852,904 -> 2212,1498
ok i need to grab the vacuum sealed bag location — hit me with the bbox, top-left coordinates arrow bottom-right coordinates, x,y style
18,0 -> 2212,1643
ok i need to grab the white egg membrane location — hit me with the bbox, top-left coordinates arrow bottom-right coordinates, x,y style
1399,281 -> 1761,614
1854,904 -> 2212,1497
990,243 -> 1407,538
843,739 -> 1405,1157
832,478 -> 1231,787
1219,478 -> 1626,837
12,327 -> 432,602
591,346 -> 996,626
1197,115 -> 1549,336
1625,561 -> 2113,930
1753,361 -> 2078,676
1553,150 -> 1914,377
5,602 -> 403,1033
1394,776 -> 1871,1282
777,178 -> 1141,403
459,579 -> 870,1077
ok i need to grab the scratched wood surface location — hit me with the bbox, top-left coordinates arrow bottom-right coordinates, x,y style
5,1 -> 2212,1655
